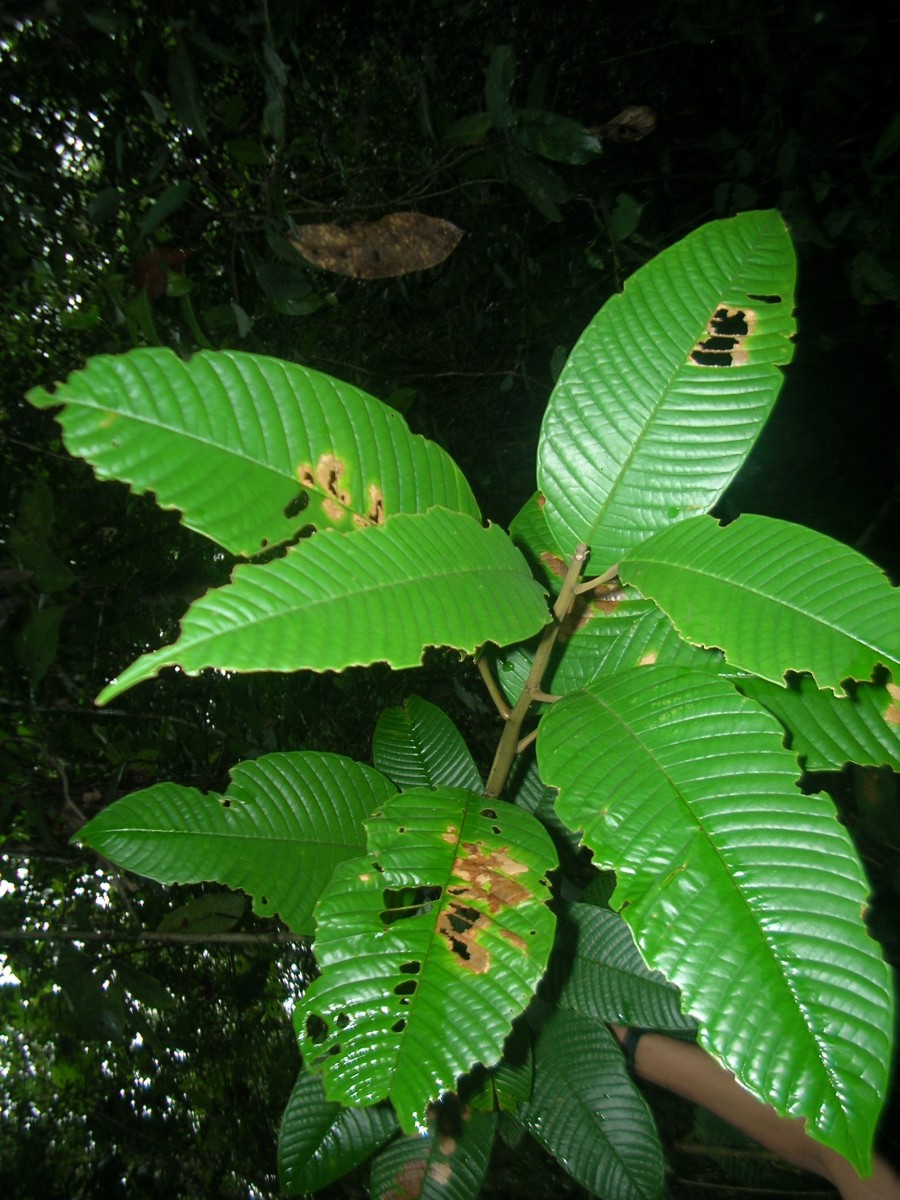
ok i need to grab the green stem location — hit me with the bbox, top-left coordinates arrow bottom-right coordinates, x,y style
483,542 -> 589,798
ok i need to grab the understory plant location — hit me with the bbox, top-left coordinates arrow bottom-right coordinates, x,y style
28,210 -> 898,1199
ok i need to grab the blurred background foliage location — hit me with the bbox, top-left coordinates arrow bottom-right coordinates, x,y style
1,1 -> 899,1196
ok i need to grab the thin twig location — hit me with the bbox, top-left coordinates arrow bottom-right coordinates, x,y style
1,927 -> 306,945
475,652 -> 511,719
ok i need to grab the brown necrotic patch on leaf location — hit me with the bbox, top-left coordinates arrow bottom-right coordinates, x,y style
884,683 -> 900,727
289,212 -> 464,279
690,305 -> 757,367
435,840 -> 535,973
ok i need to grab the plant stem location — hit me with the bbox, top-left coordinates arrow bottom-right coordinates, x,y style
483,542 -> 589,798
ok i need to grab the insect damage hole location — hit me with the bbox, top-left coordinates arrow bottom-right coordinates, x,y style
690,306 -> 756,367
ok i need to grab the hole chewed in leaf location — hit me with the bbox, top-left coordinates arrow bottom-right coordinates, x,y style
690,305 -> 756,367
305,1013 -> 328,1044
746,292 -> 781,304
282,490 -> 309,520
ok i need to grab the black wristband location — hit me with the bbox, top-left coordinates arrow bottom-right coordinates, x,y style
622,1026 -> 652,1076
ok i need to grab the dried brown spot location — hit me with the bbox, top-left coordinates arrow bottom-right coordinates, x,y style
434,837 -> 536,973
539,551 -> 567,580
322,498 -> 343,523
639,651 -> 658,666
384,1157 -> 427,1200
316,454 -> 351,504
368,483 -> 385,525
690,305 -> 757,368
500,928 -> 527,952
297,465 -> 315,488
883,683 -> 900,727
428,1162 -> 453,1185
438,1135 -> 456,1156
536,493 -> 546,508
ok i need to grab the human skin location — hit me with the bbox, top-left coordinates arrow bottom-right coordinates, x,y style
609,1026 -> 900,1200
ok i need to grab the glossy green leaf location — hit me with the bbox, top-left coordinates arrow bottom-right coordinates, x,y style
76,752 -> 397,935
620,514 -> 900,691
27,348 -> 481,557
298,789 -> 557,1133
494,586 -> 723,706
538,210 -> 796,566
278,1068 -> 397,1194
738,675 -> 900,771
519,1009 -> 664,1200
546,903 -> 695,1033
373,695 -> 483,792
370,1104 -> 497,1200
537,666 -> 893,1172
97,509 -> 550,704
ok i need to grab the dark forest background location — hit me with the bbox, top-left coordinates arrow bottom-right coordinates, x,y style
2,2 -> 899,1197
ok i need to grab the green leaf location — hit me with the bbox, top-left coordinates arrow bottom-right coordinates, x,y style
620,514 -> 900,691
137,181 -> 194,241
537,666 -> 893,1172
76,752 -> 397,934
27,348 -> 481,557
546,903 -> 696,1033
484,45 -> 516,130
538,210 -> 796,566
370,1105 -> 497,1200
494,586 -> 723,706
508,490 -> 567,593
738,675 -> 900,771
168,39 -> 208,140
373,696 -> 483,792
519,1009 -> 665,1200
298,789 -> 557,1133
443,112 -> 492,146
157,891 -> 245,933
278,1068 -> 397,1194
507,152 -> 571,222
514,108 -> 602,164
97,509 -> 550,704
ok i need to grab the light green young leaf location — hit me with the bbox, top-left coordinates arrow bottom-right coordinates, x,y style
298,789 -> 557,1133
537,665 -> 893,1173
27,348 -> 480,557
373,695 -> 483,792
76,752 -> 397,934
97,509 -> 550,704
519,1009 -> 664,1200
278,1068 -> 397,1195
738,675 -> 900,771
538,210 -> 796,567
620,513 -> 900,691
370,1105 -> 497,1200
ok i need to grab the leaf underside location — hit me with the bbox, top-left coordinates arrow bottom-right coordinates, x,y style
76,752 -> 397,934
278,1068 -> 397,1195
538,209 -> 796,567
369,1106 -> 497,1200
520,1009 -> 665,1200
373,695 -> 483,792
739,675 -> 900,771
537,665 -> 893,1173
298,789 -> 558,1133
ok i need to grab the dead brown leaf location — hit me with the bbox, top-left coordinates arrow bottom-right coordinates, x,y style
289,212 -> 464,279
